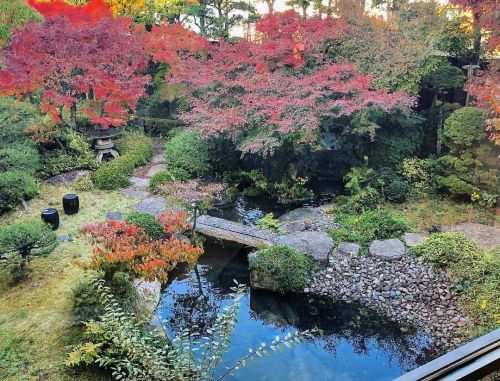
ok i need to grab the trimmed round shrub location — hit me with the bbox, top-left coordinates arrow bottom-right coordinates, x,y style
398,157 -> 437,197
72,271 -> 137,322
383,179 -> 410,203
0,170 -> 39,212
338,187 -> 384,213
248,245 -> 314,293
115,132 -> 153,166
0,97 -> 41,148
443,107 -> 485,151
410,232 -> 481,269
165,131 -> 211,177
0,143 -> 39,174
126,212 -> 164,240
0,220 -> 58,259
0,220 -> 58,282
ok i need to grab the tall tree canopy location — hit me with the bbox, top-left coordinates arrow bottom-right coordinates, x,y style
0,0 -> 150,129
147,11 -> 412,156
0,0 -> 42,47
29,0 -> 147,17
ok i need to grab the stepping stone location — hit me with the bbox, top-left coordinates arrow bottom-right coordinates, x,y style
151,155 -> 166,164
146,164 -> 167,178
124,189 -> 150,198
106,211 -> 124,221
403,232 -> 425,247
442,222 -> 500,250
58,235 -> 70,242
134,197 -> 167,216
129,177 -> 150,187
338,242 -> 361,256
277,231 -> 334,264
47,170 -> 90,185
369,239 -> 405,260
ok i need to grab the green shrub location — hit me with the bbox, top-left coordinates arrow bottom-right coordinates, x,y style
329,208 -> 411,253
249,245 -> 314,293
38,131 -> 98,178
0,143 -> 39,174
383,179 -> 410,203
410,233 -> 499,334
142,117 -> 184,137
0,97 -> 41,148
72,271 -> 137,322
398,157 -> 437,197
126,212 -> 164,240
337,187 -> 384,214
0,221 -> 58,282
442,107 -> 485,152
409,232 -> 481,269
92,133 -> 153,190
0,170 -> 39,213
115,132 -> 153,165
149,168 -> 190,192
165,130 -> 211,177
257,213 -> 281,231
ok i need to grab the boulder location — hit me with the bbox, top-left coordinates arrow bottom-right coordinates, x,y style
248,252 -> 281,292
47,170 -> 90,185
369,239 -> 405,260
442,223 -> 500,250
134,197 -> 167,216
106,211 -> 124,221
403,233 -> 425,247
133,277 -> 161,318
278,207 -> 333,233
338,242 -> 361,256
277,231 -> 334,264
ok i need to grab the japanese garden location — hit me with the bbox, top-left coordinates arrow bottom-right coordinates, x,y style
0,0 -> 498,380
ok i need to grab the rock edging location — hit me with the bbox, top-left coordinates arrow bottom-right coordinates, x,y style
306,248 -> 470,350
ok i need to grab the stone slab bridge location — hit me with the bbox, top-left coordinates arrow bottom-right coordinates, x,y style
196,215 -> 278,247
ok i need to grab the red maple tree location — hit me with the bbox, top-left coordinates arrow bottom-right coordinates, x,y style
0,0 -> 150,129
148,12 -> 412,155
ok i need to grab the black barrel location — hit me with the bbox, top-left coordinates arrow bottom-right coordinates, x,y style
63,193 -> 79,215
41,208 -> 60,230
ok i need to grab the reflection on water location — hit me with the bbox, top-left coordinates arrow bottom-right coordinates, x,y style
157,240 -> 437,381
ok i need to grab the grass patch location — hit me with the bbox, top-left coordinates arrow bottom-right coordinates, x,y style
0,183 -> 137,380
392,196 -> 495,233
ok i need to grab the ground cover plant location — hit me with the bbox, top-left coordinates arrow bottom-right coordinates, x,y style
410,233 -> 499,335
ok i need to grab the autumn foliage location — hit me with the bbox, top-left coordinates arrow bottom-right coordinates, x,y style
146,11 -> 412,155
0,0 -> 150,128
82,212 -> 203,283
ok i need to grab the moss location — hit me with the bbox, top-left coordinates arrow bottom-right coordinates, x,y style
0,183 -> 137,380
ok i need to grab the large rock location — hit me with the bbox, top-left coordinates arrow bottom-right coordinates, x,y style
442,223 -> 500,250
277,231 -> 334,264
338,242 -> 361,256
403,232 -> 425,247
369,239 -> 405,260
133,277 -> 161,318
248,252 -> 280,292
124,189 -> 150,198
134,197 -> 167,216
47,170 -> 90,185
278,207 -> 334,233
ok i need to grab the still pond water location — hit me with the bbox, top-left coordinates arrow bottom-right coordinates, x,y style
157,240 -> 437,381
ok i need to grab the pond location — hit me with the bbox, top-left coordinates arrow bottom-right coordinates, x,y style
157,240 -> 438,381
208,179 -> 341,226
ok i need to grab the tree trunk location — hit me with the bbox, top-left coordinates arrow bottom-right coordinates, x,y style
267,0 -> 274,14
436,102 -> 443,156
70,102 -> 77,131
472,12 -> 482,65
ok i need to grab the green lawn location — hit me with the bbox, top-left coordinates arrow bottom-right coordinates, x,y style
0,183 -> 136,381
